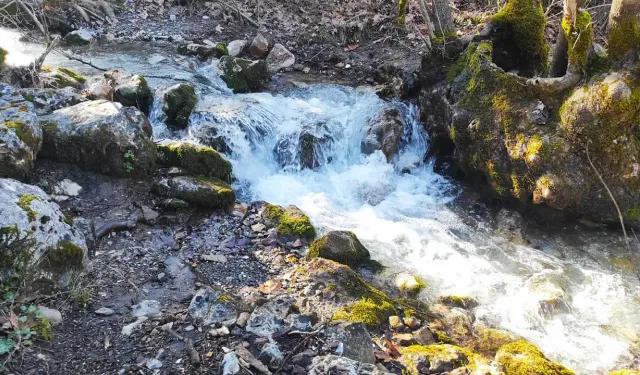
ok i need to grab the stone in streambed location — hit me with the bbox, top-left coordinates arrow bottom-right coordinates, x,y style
64,29 -> 94,45
40,67 -> 86,90
261,203 -> 316,240
153,176 -> 235,209
325,321 -> 375,364
177,43 -> 227,60
161,83 -> 197,129
266,43 -> 295,72
227,39 -> 248,57
307,231 -> 370,268
249,33 -> 269,58
156,140 -> 231,181
361,106 -> 405,163
104,70 -> 153,115
218,56 -> 270,93
188,288 -> 240,327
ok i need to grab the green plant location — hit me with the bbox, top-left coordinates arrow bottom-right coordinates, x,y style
123,150 -> 136,173
0,304 -> 49,357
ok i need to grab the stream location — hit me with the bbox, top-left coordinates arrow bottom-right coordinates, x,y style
2,27 -> 640,374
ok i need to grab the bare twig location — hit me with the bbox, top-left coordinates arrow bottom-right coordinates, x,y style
34,36 -> 60,72
586,140 -> 631,252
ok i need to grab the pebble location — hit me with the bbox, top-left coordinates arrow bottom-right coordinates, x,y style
95,307 -> 115,316
132,300 -> 162,318
209,326 -> 230,337
157,272 -> 166,281
202,254 -> 228,263
236,312 -> 251,328
221,352 -> 240,374
251,223 -> 266,232
388,315 -> 404,331
146,358 -> 162,370
169,14 -> 176,21
38,306 -> 63,326
403,316 -> 421,329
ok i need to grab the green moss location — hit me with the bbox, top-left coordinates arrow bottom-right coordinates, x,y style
0,47 -> 6,68
624,202 -> 640,220
216,43 -> 228,56
264,204 -> 316,240
40,240 -> 84,273
34,317 -> 52,340
172,176 -> 236,209
496,340 -> 575,375
62,215 -> 74,226
609,371 -> 640,375
396,0 -> 408,25
491,0 -> 549,76
308,231 -> 369,267
332,298 -> 396,327
562,10 -> 593,70
58,67 -> 86,83
608,17 -> 640,62
17,194 -> 40,222
438,295 -> 479,309
5,120 -> 38,150
157,141 -> 231,182
470,326 -> 519,357
401,344 -> 475,374
434,330 -> 455,344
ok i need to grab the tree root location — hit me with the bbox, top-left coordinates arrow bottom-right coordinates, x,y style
526,69 -> 582,93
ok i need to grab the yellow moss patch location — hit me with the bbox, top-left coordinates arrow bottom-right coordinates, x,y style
332,298 -> 396,327
496,340 -> 575,375
17,194 -> 39,222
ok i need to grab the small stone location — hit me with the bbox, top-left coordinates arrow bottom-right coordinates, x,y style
236,312 -> 251,328
202,254 -> 228,263
388,316 -> 404,331
395,273 -> 425,295
209,326 -> 230,337
266,43 -> 296,72
414,326 -> 435,345
202,15 -> 210,19
258,341 -> 283,368
141,205 -> 159,223
132,300 -> 162,318
122,317 -> 147,336
292,239 -> 303,248
169,14 -> 176,21
403,316 -> 421,329
250,33 -> 269,57
52,179 -> 82,200
227,40 -> 248,57
392,333 -> 416,346
259,279 -> 283,295
157,272 -> 166,281
251,223 -> 266,232
184,325 -> 195,331
222,352 -> 240,374
95,307 -> 115,316
146,358 -> 162,370
37,306 -> 62,326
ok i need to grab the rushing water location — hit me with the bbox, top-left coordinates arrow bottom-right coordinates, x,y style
2,28 -> 640,374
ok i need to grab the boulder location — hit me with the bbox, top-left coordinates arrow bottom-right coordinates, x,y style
227,39 -> 248,57
161,83 -> 197,129
105,70 -> 153,115
0,85 -> 42,178
153,176 -> 235,209
64,29 -> 94,45
40,67 -> 86,90
307,231 -> 370,268
17,87 -> 86,115
495,341 -> 575,375
177,43 -> 227,60
0,178 -> 87,277
308,355 -> 393,375
266,43 -> 295,72
361,106 -> 405,162
261,203 -> 316,240
40,100 -> 157,177
496,208 -> 528,245
83,83 -> 114,101
188,287 -> 240,326
217,56 -> 270,93
249,33 -> 269,58
274,131 -> 329,170
325,321 -> 375,363
156,140 -> 232,180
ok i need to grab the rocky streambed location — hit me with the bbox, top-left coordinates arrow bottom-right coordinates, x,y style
0,28 -> 639,375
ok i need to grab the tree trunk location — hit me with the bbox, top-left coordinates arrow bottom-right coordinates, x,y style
550,0 -> 583,77
607,0 -> 640,63
427,0 -> 455,36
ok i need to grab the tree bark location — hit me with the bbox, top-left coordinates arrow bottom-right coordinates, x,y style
607,0 -> 640,62
427,0 -> 455,36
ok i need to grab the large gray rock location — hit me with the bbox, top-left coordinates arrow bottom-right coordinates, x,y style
218,56 -> 270,93
0,84 -> 42,178
325,321 -> 375,363
188,288 -> 239,326
0,178 -> 87,276
266,44 -> 295,72
361,106 -> 405,162
308,355 -> 392,375
249,33 -> 269,58
40,100 -> 157,177
64,29 -> 94,45
105,70 -> 153,115
161,84 -> 197,129
156,140 -> 232,180
227,40 -> 247,57
307,231 -> 370,268
152,176 -> 235,209
17,87 -> 86,115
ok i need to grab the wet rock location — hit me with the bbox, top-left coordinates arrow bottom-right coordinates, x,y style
17,87 -> 86,115
261,203 -> 316,240
469,325 -> 520,357
104,70 -> 153,115
156,141 -> 232,181
274,131 -> 329,170
325,321 -> 375,364
218,56 -> 270,93
0,178 -> 87,277
495,340 -> 574,375
132,300 -> 162,318
227,39 -> 248,57
395,273 -> 425,295
83,83 -> 114,101
496,208 -> 528,245
188,288 -> 239,327
249,33 -> 269,57
413,326 -> 436,345
438,296 -> 479,310
361,106 -> 405,162
404,316 -> 421,329
37,306 -> 62,326
177,42 -> 227,60
308,355 -> 392,375
400,344 -> 470,374
529,273 -> 571,317
266,44 -> 295,72
153,176 -> 235,209
161,83 -> 197,129
64,29 -> 94,45
0,84 -> 42,178
307,231 -> 370,268
51,179 -> 82,202
221,352 -> 240,374
41,100 -> 156,177
246,295 -> 294,337
95,307 -> 115,316
40,67 -> 86,90
388,316 -> 404,331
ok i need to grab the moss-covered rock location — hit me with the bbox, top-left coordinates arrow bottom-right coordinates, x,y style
177,43 -> 227,60
0,84 -> 43,178
262,203 -> 316,240
218,56 -> 270,93
63,29 -> 94,45
40,240 -> 85,274
308,231 -> 370,267
161,83 -> 197,129
400,344 -> 474,374
157,141 -> 232,181
395,273 -> 426,295
41,100 -> 157,177
469,325 -> 520,357
154,176 -> 235,209
495,340 -> 575,375
490,0 -> 549,76
40,67 -> 86,90
438,295 -> 478,309
105,70 -> 153,115
333,298 -> 395,327
607,1 -> 640,63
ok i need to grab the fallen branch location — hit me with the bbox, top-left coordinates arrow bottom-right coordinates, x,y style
95,219 -> 137,239
34,36 -> 60,72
